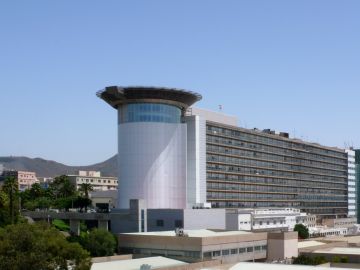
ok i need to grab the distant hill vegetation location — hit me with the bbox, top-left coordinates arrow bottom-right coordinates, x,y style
0,155 -> 118,177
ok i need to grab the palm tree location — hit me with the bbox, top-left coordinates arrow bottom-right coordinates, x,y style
3,177 -> 19,224
78,183 -> 93,212
78,183 -> 93,199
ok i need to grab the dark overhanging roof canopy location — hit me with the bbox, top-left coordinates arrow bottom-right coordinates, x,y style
96,86 -> 202,110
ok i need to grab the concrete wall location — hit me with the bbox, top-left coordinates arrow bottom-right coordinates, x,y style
147,209 -> 183,231
183,209 -> 226,230
267,232 -> 298,261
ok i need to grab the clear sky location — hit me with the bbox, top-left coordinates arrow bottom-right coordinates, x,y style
1,1 -> 359,165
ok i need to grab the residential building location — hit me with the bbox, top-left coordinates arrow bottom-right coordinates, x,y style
2,170 -> 38,191
226,208 -> 316,232
68,171 -> 118,191
98,86 -> 354,219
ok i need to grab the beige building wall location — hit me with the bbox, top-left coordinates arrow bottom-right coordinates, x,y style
267,232 -> 298,261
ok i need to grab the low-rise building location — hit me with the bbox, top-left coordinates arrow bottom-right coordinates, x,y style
2,170 -> 39,191
226,208 -> 316,232
308,226 -> 348,237
322,217 -> 357,229
68,171 -> 118,191
118,229 -> 268,263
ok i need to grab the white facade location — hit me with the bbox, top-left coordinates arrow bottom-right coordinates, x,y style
346,149 -> 357,217
68,171 -> 118,191
184,115 -> 207,207
118,122 -> 187,209
309,226 -> 348,237
226,208 -> 316,232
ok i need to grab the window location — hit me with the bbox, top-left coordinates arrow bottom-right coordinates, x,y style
231,249 -> 238,255
212,250 -> 221,257
262,245 -> 267,250
203,252 -> 212,258
239,248 -> 246,253
156,219 -> 164,227
255,246 -> 261,252
174,220 -> 183,227
222,249 -> 230,256
247,247 -> 253,252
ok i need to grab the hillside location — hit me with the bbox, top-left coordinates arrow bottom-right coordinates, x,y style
0,155 -> 118,177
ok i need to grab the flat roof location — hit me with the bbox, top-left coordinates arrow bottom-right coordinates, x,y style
90,256 -> 187,270
313,247 -> 360,255
228,262 -> 359,270
124,229 -> 252,238
298,240 -> 326,249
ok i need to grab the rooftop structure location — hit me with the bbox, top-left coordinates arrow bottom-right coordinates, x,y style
97,86 -> 202,110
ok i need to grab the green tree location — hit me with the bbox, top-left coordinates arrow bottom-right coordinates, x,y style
0,222 -> 91,270
2,177 -> 19,224
78,183 -> 94,212
0,190 -> 9,226
79,183 -> 93,199
294,223 -> 309,239
50,175 -> 76,199
82,228 -> 117,257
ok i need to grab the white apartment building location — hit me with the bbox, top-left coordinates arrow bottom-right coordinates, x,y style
68,171 -> 118,191
226,208 -> 316,232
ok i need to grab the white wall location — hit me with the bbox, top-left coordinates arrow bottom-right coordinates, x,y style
184,115 -> 206,206
118,122 -> 187,209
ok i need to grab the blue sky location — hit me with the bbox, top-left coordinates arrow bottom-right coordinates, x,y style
1,1 -> 359,165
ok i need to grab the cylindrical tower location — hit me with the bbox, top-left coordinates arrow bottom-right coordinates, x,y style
97,86 -> 202,209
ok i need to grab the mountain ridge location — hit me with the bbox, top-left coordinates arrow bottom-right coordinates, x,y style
0,155 -> 118,177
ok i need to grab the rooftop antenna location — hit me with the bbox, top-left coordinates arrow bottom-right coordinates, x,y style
218,105 -> 223,112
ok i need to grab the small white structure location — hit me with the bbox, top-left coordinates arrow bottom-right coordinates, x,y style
226,208 -> 316,232
309,226 -> 348,237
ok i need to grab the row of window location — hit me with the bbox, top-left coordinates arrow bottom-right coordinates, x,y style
206,125 -> 347,160
207,163 -> 346,181
207,173 -> 347,190
210,201 -> 348,212
206,134 -> 347,167
207,192 -> 347,201
207,152 -> 346,175
207,182 -> 347,195
203,245 -> 267,258
118,103 -> 181,123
